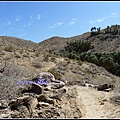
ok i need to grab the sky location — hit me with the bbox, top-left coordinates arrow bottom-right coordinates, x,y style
0,1 -> 120,43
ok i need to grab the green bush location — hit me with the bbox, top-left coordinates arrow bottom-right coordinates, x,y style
58,38 -> 120,77
4,45 -> 14,52
65,40 -> 91,54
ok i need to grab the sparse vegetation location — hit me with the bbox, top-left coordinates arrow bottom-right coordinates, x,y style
22,53 -> 29,58
60,50 -> 120,77
4,45 -> 14,52
43,55 -> 49,62
50,57 -> 56,62
31,61 -> 42,68
90,24 -> 120,36
0,25 -> 120,118
48,69 -> 62,80
19,49 -> 23,54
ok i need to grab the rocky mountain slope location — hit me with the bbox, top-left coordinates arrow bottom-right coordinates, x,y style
36,32 -> 90,54
36,24 -> 120,53
0,24 -> 120,118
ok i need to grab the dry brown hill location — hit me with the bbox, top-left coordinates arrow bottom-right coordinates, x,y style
0,24 -> 120,118
0,36 -> 37,51
36,24 -> 120,53
1,24 -> 120,54
36,32 -> 91,54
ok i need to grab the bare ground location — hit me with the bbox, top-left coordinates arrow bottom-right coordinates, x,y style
69,85 -> 120,118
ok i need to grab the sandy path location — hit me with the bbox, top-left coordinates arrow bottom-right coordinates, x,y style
40,58 -> 120,118
40,61 -> 56,71
74,85 -> 120,118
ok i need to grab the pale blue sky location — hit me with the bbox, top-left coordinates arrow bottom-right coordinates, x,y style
0,1 -> 120,43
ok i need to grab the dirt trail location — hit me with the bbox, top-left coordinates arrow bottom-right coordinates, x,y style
41,58 -> 120,118
40,61 -> 56,71
72,85 -> 120,118
41,57 -> 65,72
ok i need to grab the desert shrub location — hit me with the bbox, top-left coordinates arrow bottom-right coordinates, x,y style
19,49 -> 23,54
31,61 -> 42,68
79,52 -> 87,61
0,61 -> 39,102
35,51 -> 40,57
58,37 -> 120,77
43,55 -> 49,62
50,57 -> 56,62
65,40 -> 91,54
88,54 -> 99,64
48,69 -> 62,80
3,54 -> 14,60
4,45 -> 14,52
60,51 -> 120,77
0,51 -> 5,55
57,61 -> 69,67
22,53 -> 29,58
91,31 -> 100,36
0,62 -> 25,101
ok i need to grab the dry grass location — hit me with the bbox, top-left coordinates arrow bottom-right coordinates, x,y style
0,60 -> 40,102
0,29 -> 120,103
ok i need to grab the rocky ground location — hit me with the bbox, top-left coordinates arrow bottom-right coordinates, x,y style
75,85 -> 120,118
0,47 -> 120,118
0,81 -> 120,118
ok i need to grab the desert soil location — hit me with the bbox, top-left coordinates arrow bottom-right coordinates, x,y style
67,85 -> 120,118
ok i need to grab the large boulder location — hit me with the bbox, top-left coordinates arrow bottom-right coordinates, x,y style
0,100 -> 8,109
8,96 -> 31,110
17,72 -> 65,91
11,110 -> 21,118
27,97 -> 38,112
97,83 -> 114,91
35,72 -> 56,82
49,88 -> 66,100
37,94 -> 54,104
17,105 -> 30,118
21,83 -> 43,94
32,72 -> 65,89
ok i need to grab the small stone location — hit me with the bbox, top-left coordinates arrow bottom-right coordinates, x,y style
37,94 -> 54,104
25,83 -> 43,94
0,100 -> 8,109
38,102 -> 50,107
0,113 -> 11,118
28,97 -> 38,111
11,110 -> 21,118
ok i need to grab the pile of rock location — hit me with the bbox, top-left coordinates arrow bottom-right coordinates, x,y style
83,82 -> 114,92
0,89 -> 65,118
0,72 -> 83,118
0,72 -> 67,118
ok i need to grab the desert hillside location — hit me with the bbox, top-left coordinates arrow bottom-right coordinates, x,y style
0,24 -> 120,118
36,24 -> 120,53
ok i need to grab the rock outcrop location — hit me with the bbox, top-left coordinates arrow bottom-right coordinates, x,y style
0,72 -> 82,118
